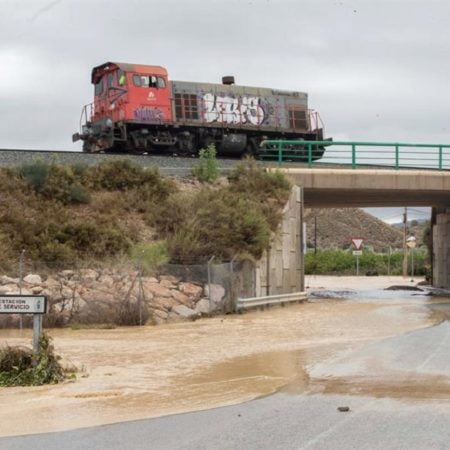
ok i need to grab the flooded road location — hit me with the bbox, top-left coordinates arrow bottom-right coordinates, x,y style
0,276 -> 448,437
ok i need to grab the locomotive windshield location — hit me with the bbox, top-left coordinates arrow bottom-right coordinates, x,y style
94,78 -> 103,96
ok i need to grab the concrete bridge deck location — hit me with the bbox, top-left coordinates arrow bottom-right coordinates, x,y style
279,168 -> 450,207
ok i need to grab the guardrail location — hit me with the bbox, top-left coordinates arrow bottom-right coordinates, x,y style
260,140 -> 450,170
235,291 -> 307,312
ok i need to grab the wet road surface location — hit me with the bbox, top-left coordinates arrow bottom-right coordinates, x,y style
1,276 -> 450,448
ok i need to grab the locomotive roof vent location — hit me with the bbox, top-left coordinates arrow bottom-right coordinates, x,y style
222,76 -> 235,85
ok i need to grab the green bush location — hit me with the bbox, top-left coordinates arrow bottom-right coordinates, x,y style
192,144 -> 219,183
0,334 -> 67,387
148,188 -> 272,263
18,160 -> 91,205
131,241 -> 170,275
305,248 -> 429,275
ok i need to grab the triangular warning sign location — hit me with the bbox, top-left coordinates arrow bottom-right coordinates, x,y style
351,238 -> 364,250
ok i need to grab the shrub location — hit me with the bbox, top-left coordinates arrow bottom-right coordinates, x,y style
148,188 -> 272,263
0,334 -> 67,386
131,241 -> 170,275
305,248 -> 429,275
228,158 -> 291,205
18,160 -> 91,205
192,144 -> 219,183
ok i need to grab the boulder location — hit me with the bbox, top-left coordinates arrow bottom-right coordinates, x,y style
7,288 -> 33,296
195,298 -> 211,315
152,309 -> 169,320
172,304 -> 199,320
44,277 -> 60,288
143,276 -> 158,283
170,290 -> 190,305
59,270 -> 75,280
179,282 -> 203,300
144,282 -> 172,298
79,269 -> 99,282
0,284 -> 18,294
160,279 -> 176,289
23,274 -> 42,285
151,296 -> 175,312
0,276 -> 19,285
159,275 -> 180,284
204,284 -> 226,310
98,274 -> 114,287
31,286 -> 44,294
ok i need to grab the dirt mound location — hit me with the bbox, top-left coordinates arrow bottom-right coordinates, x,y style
305,208 -> 403,251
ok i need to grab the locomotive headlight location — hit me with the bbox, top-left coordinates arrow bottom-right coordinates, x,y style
105,118 -> 113,128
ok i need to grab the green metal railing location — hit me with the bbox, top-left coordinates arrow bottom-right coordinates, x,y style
260,140 -> 450,170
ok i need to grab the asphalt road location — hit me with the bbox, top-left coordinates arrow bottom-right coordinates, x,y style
2,391 -> 450,450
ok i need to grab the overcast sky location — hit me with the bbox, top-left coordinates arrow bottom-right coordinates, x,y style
1,0 -> 449,152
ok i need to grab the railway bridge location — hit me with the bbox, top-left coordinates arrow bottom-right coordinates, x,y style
267,140 -> 450,289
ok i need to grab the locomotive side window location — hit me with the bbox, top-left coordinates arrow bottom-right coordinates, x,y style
289,107 -> 307,130
118,70 -> 126,86
107,73 -> 114,88
157,77 -> 166,88
94,78 -> 104,96
174,93 -> 199,120
133,75 -> 165,88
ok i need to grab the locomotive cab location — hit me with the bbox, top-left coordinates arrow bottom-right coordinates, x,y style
74,62 -> 173,153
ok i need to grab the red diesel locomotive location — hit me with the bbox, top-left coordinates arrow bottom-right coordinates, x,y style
73,61 -> 328,158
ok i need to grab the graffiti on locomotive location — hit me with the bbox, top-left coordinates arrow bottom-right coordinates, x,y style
202,93 -> 266,125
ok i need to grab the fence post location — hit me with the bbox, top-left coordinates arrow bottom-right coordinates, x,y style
207,255 -> 215,307
18,249 -> 25,331
395,145 -> 399,169
277,141 -> 283,167
230,254 -> 238,312
439,146 -> 443,170
307,143 -> 312,168
351,144 -> 356,169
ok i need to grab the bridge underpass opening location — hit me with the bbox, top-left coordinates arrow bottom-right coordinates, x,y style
279,168 -> 450,288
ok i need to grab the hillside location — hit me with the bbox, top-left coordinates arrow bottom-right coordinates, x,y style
304,208 -> 404,251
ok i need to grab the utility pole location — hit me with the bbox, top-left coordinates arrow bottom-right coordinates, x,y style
314,215 -> 317,255
403,207 -> 408,277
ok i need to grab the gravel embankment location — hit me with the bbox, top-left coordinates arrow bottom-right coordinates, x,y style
0,149 -> 240,176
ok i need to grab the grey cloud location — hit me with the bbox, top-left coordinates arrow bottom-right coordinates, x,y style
1,0 -> 450,150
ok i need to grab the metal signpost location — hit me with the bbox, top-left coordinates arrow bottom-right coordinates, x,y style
0,295 -> 47,354
406,236 -> 417,281
351,237 -> 364,276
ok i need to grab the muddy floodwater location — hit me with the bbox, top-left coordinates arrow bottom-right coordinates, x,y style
0,276 -> 448,437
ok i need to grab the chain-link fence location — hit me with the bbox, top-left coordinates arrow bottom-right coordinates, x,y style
0,256 -> 258,329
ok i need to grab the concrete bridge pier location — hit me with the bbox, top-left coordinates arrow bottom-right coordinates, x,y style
433,207 -> 450,288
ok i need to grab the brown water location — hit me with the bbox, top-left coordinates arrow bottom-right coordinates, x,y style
0,292 -> 445,437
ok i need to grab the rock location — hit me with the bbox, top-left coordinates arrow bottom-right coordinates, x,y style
0,284 -> 18,294
152,309 -> 169,320
204,284 -> 226,310
23,274 -> 42,285
195,298 -> 211,315
98,274 -> 114,287
31,286 -> 44,294
179,282 -> 203,300
59,270 -> 75,280
170,290 -> 190,305
151,296 -> 175,312
172,304 -> 199,320
44,277 -> 60,288
79,269 -> 99,282
337,406 -> 350,412
0,276 -> 19,285
143,276 -> 158,283
7,288 -> 33,295
159,275 -> 180,284
160,279 -> 176,289
144,282 -> 172,298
